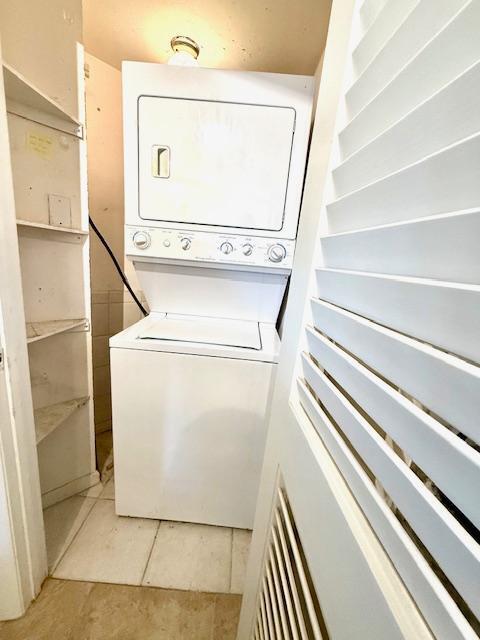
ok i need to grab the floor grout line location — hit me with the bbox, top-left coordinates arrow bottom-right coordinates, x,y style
140,519 -> 161,585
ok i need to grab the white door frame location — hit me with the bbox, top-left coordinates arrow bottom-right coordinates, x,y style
237,3 -> 358,635
238,0 -> 480,637
0,39 -> 47,620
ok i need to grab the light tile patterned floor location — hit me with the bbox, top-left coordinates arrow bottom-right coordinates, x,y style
231,529 -> 252,594
53,499 -> 159,585
45,477 -> 252,595
43,496 -> 96,573
143,522 -> 232,592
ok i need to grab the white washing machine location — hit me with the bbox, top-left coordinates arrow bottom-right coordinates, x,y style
111,62 -> 313,528
111,313 -> 278,529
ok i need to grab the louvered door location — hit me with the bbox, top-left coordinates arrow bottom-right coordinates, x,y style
238,1 -> 480,638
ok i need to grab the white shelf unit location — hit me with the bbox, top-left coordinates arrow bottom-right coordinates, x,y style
34,396 -> 89,444
26,318 -> 87,344
17,219 -> 88,236
3,62 -> 82,137
3,58 -> 98,508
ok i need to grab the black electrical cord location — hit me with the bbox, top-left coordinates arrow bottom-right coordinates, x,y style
89,216 -> 148,317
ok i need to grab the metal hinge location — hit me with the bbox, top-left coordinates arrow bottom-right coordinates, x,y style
0,349 -> 4,371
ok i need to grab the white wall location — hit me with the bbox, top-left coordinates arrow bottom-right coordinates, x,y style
85,53 -> 145,433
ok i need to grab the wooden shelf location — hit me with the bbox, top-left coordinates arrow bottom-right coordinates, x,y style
26,318 -> 86,344
17,219 -> 88,236
3,63 -> 81,127
34,397 -> 89,445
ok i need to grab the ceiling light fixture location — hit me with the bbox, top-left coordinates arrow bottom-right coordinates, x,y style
168,36 -> 200,66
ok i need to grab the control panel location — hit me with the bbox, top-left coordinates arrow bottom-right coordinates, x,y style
126,226 -> 296,270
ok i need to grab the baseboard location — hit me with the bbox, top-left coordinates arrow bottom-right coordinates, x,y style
41,470 -> 101,509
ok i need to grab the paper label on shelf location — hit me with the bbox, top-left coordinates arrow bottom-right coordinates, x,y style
26,131 -> 54,158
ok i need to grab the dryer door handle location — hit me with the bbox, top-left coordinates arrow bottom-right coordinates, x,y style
152,145 -> 170,178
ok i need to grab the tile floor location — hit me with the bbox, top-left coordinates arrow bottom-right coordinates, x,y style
43,476 -> 252,596
0,578 -> 242,640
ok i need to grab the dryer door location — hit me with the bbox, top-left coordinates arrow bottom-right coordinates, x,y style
138,96 -> 295,232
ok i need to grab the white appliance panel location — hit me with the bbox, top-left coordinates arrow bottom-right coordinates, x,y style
124,63 -> 313,240
138,96 -> 295,231
111,347 -> 275,528
109,314 -> 280,362
139,314 -> 261,349
133,262 -> 288,322
126,225 -> 295,270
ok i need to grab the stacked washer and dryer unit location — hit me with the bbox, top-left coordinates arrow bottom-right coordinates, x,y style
111,62 -> 313,529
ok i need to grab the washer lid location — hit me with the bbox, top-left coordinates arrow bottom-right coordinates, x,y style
138,314 -> 261,350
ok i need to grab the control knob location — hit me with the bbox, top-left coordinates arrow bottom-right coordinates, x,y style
242,243 -> 253,257
220,241 -> 233,255
180,237 -> 191,251
267,243 -> 287,263
132,231 -> 151,250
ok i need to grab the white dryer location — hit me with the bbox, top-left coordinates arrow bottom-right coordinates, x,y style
111,62 -> 313,528
111,313 -> 278,529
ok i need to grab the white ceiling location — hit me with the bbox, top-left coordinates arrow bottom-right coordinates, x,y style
82,0 -> 332,75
